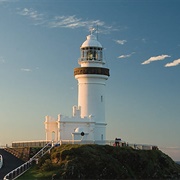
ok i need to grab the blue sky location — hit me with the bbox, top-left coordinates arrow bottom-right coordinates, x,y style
0,0 -> 180,160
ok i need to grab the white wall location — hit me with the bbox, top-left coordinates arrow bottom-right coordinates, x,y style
76,74 -> 108,124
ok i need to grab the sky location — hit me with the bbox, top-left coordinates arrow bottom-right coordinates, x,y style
0,0 -> 180,160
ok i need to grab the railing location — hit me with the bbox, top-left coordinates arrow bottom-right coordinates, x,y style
58,140 -> 158,150
12,140 -> 51,148
0,155 -> 3,169
3,141 -> 56,180
4,147 -> 30,162
59,140 -> 115,145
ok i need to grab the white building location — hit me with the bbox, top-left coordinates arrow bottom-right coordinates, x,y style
44,31 -> 110,143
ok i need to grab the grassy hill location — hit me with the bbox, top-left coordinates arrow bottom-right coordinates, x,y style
19,144 -> 180,179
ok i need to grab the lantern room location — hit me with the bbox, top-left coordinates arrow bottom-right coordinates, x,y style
78,33 -> 105,67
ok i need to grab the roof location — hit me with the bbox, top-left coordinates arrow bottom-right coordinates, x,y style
81,34 -> 102,48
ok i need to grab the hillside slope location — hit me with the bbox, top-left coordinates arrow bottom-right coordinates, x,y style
20,144 -> 180,179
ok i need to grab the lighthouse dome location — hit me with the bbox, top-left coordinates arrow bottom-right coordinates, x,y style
81,34 -> 102,48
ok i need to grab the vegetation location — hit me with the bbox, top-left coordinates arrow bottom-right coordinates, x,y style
18,144 -> 180,179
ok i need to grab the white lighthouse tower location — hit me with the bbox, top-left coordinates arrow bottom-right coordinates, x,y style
74,31 -> 110,141
44,30 -> 109,143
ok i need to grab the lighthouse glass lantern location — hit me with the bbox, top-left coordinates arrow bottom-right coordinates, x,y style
78,33 -> 105,68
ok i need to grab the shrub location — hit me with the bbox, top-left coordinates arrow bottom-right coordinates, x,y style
40,159 -> 54,171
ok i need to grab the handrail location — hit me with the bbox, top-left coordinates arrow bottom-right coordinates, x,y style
30,141 -> 52,160
3,141 -> 57,180
0,154 -> 3,169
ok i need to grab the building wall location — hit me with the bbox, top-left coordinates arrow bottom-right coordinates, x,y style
44,116 -> 58,141
45,114 -> 98,142
76,74 -> 108,123
94,123 -> 106,141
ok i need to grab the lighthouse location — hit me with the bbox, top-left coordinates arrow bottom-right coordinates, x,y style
44,31 -> 110,142
74,31 -> 110,141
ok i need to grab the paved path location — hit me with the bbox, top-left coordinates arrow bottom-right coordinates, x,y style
0,149 -> 24,180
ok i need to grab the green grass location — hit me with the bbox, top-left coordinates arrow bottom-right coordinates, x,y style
17,165 -> 57,180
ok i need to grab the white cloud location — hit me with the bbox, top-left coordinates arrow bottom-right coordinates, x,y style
0,0 -> 13,2
17,8 -> 44,21
0,56 -> 5,63
142,38 -> 147,43
17,8 -> 117,33
118,54 -> 130,58
165,59 -> 180,67
21,68 -> 32,72
115,39 -> 127,45
0,0 -> 17,5
49,15 -> 83,28
141,54 -> 170,65
48,15 -> 107,32
118,52 -> 135,59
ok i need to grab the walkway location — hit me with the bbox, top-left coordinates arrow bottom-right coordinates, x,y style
0,149 -> 24,180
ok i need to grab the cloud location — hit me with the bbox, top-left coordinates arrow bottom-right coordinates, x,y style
165,59 -> 180,67
49,15 -> 117,34
142,38 -> 147,43
49,15 -> 86,28
0,0 -> 13,2
118,52 -> 135,59
46,15 -> 112,33
17,8 -> 45,22
17,8 -> 117,33
0,56 -> 5,63
21,68 -> 32,72
141,54 -> 170,65
115,39 -> 127,45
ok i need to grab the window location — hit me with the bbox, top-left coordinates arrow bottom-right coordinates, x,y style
52,131 -> 55,141
101,134 -> 103,140
101,95 -> 103,102
81,47 -> 103,61
87,50 -> 93,60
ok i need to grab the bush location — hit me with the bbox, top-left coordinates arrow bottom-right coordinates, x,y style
40,159 -> 54,171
